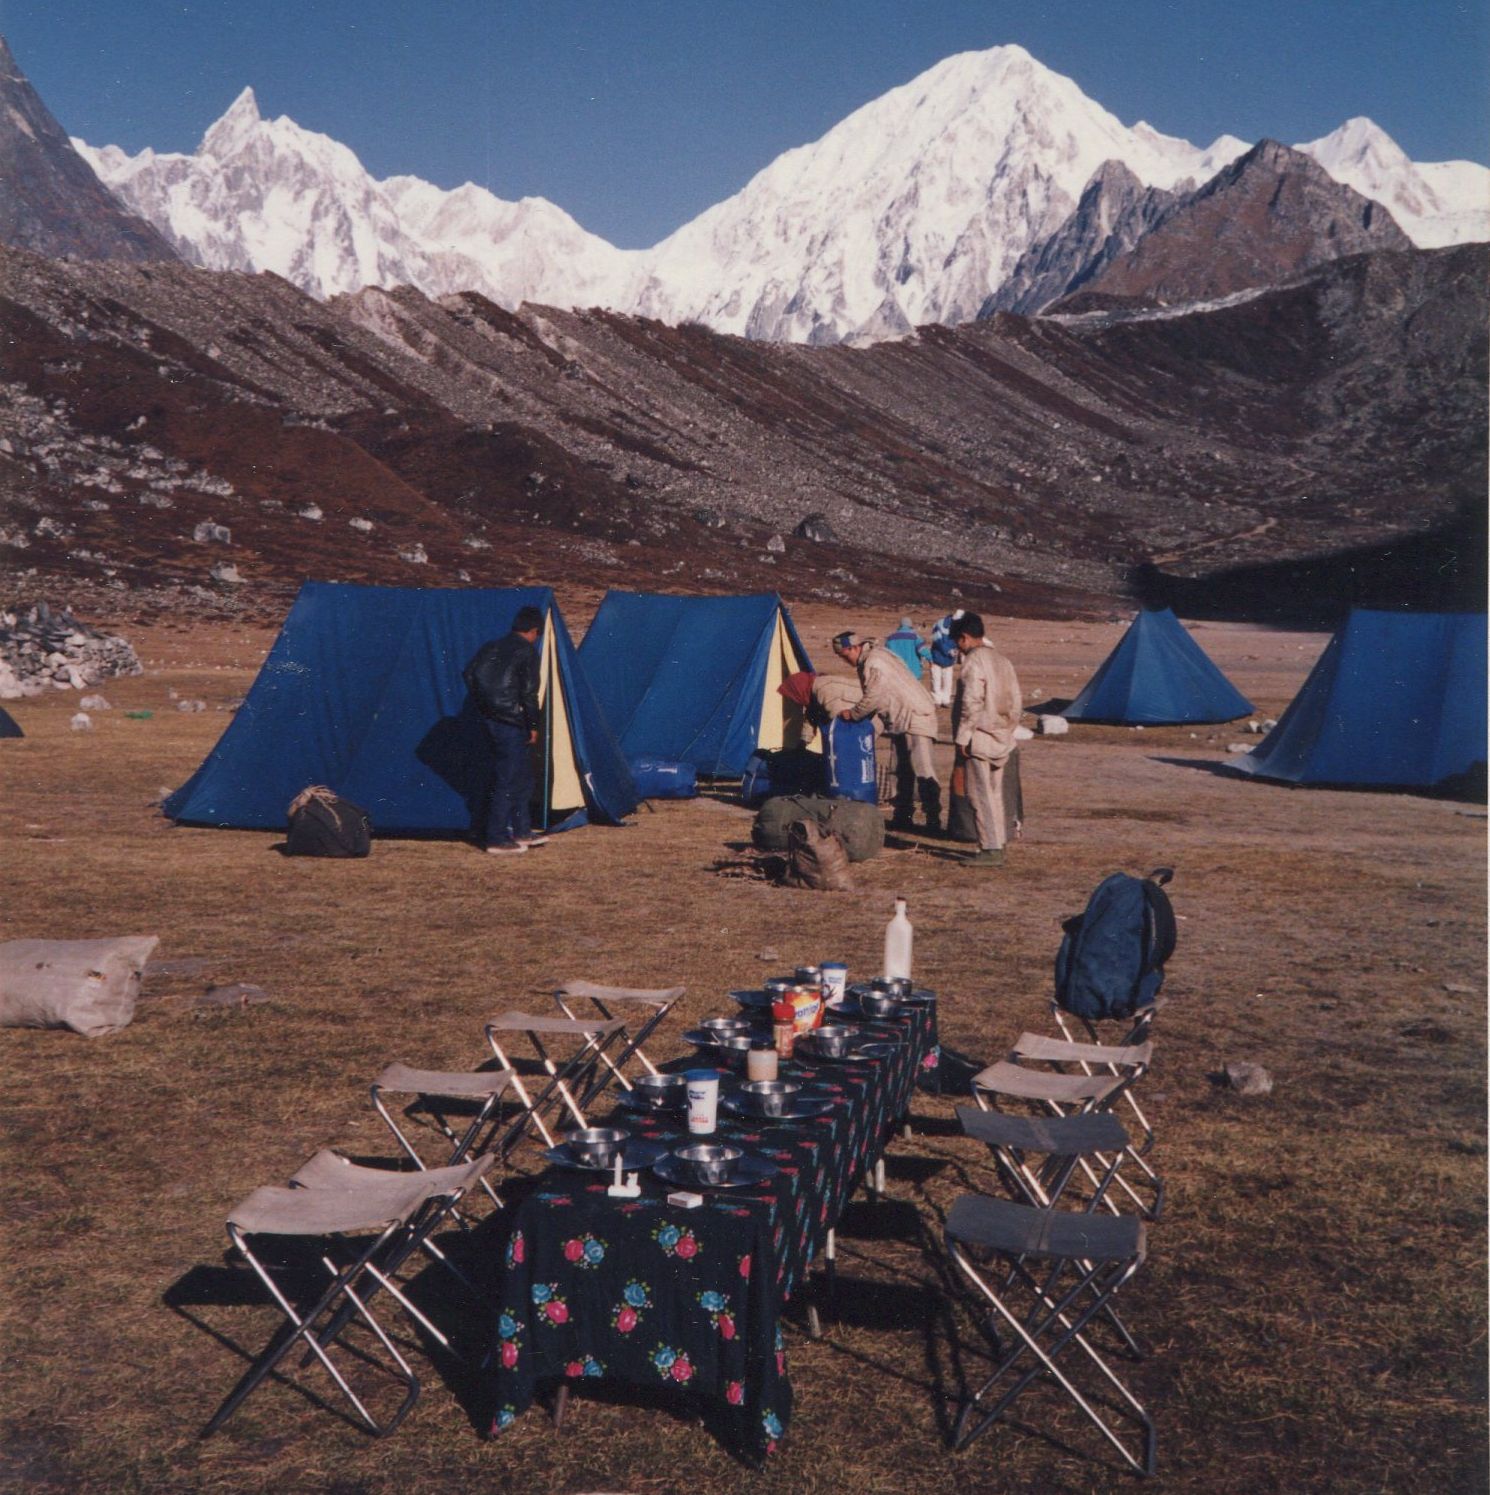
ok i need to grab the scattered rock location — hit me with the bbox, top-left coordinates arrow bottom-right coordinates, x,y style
348,517 -> 373,533
1226,742 -> 1251,754
793,513 -> 838,543
1036,715 -> 1068,736
1223,1061 -> 1273,1096
398,543 -> 428,565
1442,982 -> 1475,995
297,504 -> 323,521
1245,720 -> 1261,734
193,520 -> 231,545
693,508 -> 726,529
209,562 -> 243,584
69,711 -> 92,731
79,693 -> 111,710
194,982 -> 270,1013
176,698 -> 207,713
757,947 -> 780,963
765,534 -> 786,554
1013,725 -> 1034,741
1398,1017 -> 1453,1043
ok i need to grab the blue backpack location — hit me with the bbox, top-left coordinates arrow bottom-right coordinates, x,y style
1054,869 -> 1176,1022
740,748 -> 822,806
823,717 -> 877,803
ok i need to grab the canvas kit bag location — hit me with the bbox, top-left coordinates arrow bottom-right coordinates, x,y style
751,794 -> 884,862
285,786 -> 372,858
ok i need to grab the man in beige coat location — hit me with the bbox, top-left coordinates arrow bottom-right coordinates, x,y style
832,630 -> 942,832
950,612 -> 1022,866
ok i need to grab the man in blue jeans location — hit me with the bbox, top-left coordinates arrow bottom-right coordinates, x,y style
463,606 -> 547,855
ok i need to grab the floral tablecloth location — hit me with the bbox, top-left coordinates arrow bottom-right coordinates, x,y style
485,1002 -> 937,1462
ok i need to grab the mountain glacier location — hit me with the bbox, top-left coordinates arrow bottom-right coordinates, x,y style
75,46 -> 1490,344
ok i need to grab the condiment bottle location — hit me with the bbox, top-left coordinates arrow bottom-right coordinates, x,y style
884,896 -> 913,981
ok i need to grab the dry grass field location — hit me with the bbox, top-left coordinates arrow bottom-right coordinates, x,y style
1,604 -> 1484,1494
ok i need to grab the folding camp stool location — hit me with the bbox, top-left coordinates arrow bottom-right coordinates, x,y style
945,1193 -> 1154,1477
971,1048 -> 1164,1221
552,980 -> 685,1102
483,1011 -> 630,1150
1046,1002 -> 1162,1157
1012,1026 -> 1161,1164
371,1063 -> 517,1207
956,1106 -> 1143,1357
204,1154 -> 491,1439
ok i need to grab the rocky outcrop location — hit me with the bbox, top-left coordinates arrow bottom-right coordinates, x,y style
0,601 -> 142,698
0,36 -> 177,263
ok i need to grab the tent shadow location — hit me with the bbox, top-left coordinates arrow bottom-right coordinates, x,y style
1149,755 -> 1252,781
415,700 -> 492,832
1023,696 -> 1073,715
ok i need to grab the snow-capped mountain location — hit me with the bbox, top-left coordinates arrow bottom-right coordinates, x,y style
1297,117 -> 1490,250
74,87 -> 638,307
73,46 -> 1489,344
630,46 -> 1250,343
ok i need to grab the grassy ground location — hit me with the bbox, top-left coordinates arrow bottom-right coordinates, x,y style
0,607 -> 1484,1493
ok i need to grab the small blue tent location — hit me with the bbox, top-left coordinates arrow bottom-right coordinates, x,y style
1238,609 -> 1487,788
165,582 -> 637,832
578,591 -> 812,776
1064,608 -> 1253,725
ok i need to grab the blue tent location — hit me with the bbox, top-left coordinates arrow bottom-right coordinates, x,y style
578,591 -> 812,776
1064,608 -> 1253,725
165,581 -> 637,832
1238,609 -> 1487,788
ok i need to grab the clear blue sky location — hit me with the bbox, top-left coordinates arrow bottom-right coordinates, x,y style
5,0 -> 1486,247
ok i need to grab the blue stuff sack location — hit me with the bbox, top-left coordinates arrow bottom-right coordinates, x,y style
1054,869 -> 1177,1022
740,748 -> 822,806
824,717 -> 877,803
628,757 -> 698,800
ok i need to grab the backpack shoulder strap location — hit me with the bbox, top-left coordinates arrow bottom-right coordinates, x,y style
1140,875 -> 1177,972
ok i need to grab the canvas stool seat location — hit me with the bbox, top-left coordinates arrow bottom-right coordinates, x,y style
945,1192 -> 1154,1477
371,1063 -> 516,1207
972,1046 -> 1163,1220
484,1012 -> 630,1150
204,1153 -> 492,1439
552,980 -> 685,1098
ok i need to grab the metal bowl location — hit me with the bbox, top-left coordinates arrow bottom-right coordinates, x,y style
701,1016 -> 754,1037
632,1073 -> 688,1110
717,1032 -> 774,1070
738,1080 -> 802,1117
868,976 -> 913,998
793,965 -> 822,984
564,1126 -> 628,1167
763,976 -> 796,997
674,1142 -> 743,1185
857,989 -> 903,1018
813,1024 -> 856,1058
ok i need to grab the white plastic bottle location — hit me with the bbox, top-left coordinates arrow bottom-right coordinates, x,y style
884,897 -> 913,981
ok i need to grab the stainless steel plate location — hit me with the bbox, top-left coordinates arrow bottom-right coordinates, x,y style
544,1138 -> 669,1171
651,1151 -> 780,1191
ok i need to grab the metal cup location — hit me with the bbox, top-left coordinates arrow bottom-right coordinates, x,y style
633,1073 -> 688,1110
813,1024 -> 855,1058
564,1127 -> 628,1167
675,1142 -> 743,1185
739,1079 -> 801,1117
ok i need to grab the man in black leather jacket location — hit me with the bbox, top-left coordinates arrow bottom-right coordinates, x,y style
463,605 -> 546,854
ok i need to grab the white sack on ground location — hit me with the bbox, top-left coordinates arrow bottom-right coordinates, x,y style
0,936 -> 159,1036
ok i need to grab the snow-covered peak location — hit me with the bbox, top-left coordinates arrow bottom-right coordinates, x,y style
1297,116 -> 1489,247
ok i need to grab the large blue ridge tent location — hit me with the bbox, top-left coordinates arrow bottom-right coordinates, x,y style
164,581 -> 637,832
1237,609 -> 1487,789
0,705 -> 21,738
578,591 -> 813,777
1063,607 -> 1253,725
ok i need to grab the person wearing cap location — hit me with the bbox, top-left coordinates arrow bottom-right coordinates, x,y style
462,605 -> 548,855
885,616 -> 927,681
832,630 -> 942,833
927,608 -> 965,707
777,669 -> 864,745
949,611 -> 1022,866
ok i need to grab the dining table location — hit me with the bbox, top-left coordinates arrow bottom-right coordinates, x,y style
483,993 -> 939,1463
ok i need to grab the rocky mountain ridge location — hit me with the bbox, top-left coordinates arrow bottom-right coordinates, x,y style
0,238 -> 1481,622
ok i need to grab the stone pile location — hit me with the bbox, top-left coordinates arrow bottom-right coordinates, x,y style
0,601 -> 143,699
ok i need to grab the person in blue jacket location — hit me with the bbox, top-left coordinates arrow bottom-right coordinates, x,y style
928,608 -> 965,706
885,617 -> 927,681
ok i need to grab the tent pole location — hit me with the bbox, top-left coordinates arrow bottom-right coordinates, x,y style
542,613 -> 552,830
